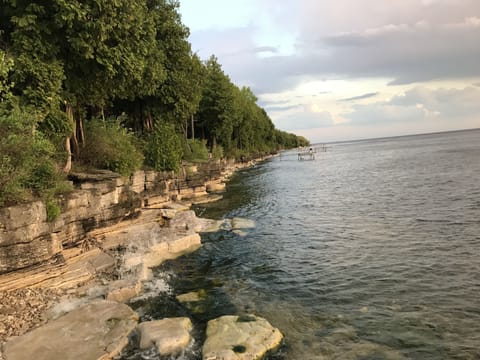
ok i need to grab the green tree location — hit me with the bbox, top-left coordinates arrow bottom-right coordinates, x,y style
197,56 -> 235,152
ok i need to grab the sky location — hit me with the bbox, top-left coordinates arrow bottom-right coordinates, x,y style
179,0 -> 480,143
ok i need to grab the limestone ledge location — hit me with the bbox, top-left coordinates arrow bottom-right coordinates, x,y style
0,160 -> 236,274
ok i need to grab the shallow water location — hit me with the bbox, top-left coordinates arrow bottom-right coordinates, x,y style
129,129 -> 480,360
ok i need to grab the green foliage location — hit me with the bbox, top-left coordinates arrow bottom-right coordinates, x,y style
80,119 -> 143,176
0,106 -> 63,205
197,56 -> 236,152
1,0 -> 307,192
46,198 -> 61,222
212,144 -> 224,160
183,139 -> 209,163
144,121 -> 183,171
0,51 -> 14,102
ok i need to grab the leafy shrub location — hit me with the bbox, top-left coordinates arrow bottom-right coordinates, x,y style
144,121 -> 183,171
80,119 -> 143,176
0,51 -> 14,102
183,139 -> 209,163
211,144 -> 224,160
46,198 -> 61,222
0,106 -> 62,206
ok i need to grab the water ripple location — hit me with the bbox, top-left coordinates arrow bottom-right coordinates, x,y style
143,130 -> 480,360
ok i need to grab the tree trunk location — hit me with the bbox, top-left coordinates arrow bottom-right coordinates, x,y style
66,104 -> 80,159
63,103 -> 79,172
191,114 -> 195,139
181,121 -> 188,139
63,136 -> 72,173
78,116 -> 86,146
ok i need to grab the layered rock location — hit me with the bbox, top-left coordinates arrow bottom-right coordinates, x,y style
202,315 -> 283,360
0,160 -> 231,274
3,300 -> 138,360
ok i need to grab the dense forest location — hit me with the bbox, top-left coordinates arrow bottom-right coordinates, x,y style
0,0 -> 309,207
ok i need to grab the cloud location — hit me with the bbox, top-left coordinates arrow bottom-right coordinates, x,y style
188,1 -> 480,94
339,92 -> 379,102
274,107 -> 334,131
251,46 -> 278,54
344,85 -> 480,125
184,1 -> 480,139
265,104 -> 301,112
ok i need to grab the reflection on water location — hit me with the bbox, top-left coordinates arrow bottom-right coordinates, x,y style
134,129 -> 480,360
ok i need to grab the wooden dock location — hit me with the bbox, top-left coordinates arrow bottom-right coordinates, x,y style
297,144 -> 327,161
298,150 -> 315,160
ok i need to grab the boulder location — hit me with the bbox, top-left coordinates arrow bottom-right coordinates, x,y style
202,315 -> 283,360
3,300 -> 138,360
137,318 -> 193,356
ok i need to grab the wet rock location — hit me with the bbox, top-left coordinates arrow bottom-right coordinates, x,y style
191,194 -> 223,205
137,317 -> 193,356
176,290 -> 206,303
202,315 -> 283,360
3,300 -> 138,360
232,229 -> 248,237
206,182 -> 226,193
106,279 -> 143,303
231,218 -> 256,230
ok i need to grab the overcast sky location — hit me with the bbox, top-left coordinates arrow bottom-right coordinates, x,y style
179,0 -> 480,142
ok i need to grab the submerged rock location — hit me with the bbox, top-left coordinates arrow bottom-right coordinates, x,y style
231,217 -> 256,230
137,317 -> 193,356
176,290 -> 207,303
3,300 -> 138,360
202,314 -> 283,360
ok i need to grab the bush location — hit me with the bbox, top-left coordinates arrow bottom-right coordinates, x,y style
144,121 -> 183,171
46,198 -> 61,222
212,144 -> 224,160
0,106 -> 62,206
80,119 -> 143,176
183,139 -> 209,163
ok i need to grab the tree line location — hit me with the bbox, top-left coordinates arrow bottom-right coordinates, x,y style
0,0 -> 309,207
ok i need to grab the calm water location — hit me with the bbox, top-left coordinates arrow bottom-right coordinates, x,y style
131,129 -> 480,360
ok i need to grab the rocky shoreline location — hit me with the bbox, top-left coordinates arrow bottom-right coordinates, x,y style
0,157 -> 284,360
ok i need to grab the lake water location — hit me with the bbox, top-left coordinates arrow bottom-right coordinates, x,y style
129,129 -> 480,360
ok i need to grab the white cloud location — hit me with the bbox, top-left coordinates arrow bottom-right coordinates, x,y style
181,1 -> 480,140
344,86 -> 480,125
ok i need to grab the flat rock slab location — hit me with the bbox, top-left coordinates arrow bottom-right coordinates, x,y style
138,317 -> 193,356
3,300 -> 138,360
202,315 -> 283,360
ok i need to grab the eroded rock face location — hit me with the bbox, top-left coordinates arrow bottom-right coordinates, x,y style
3,300 -> 138,360
137,317 -> 193,356
202,315 -> 283,360
0,161 -> 230,274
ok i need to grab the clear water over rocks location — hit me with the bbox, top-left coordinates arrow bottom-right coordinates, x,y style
132,129 -> 480,360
